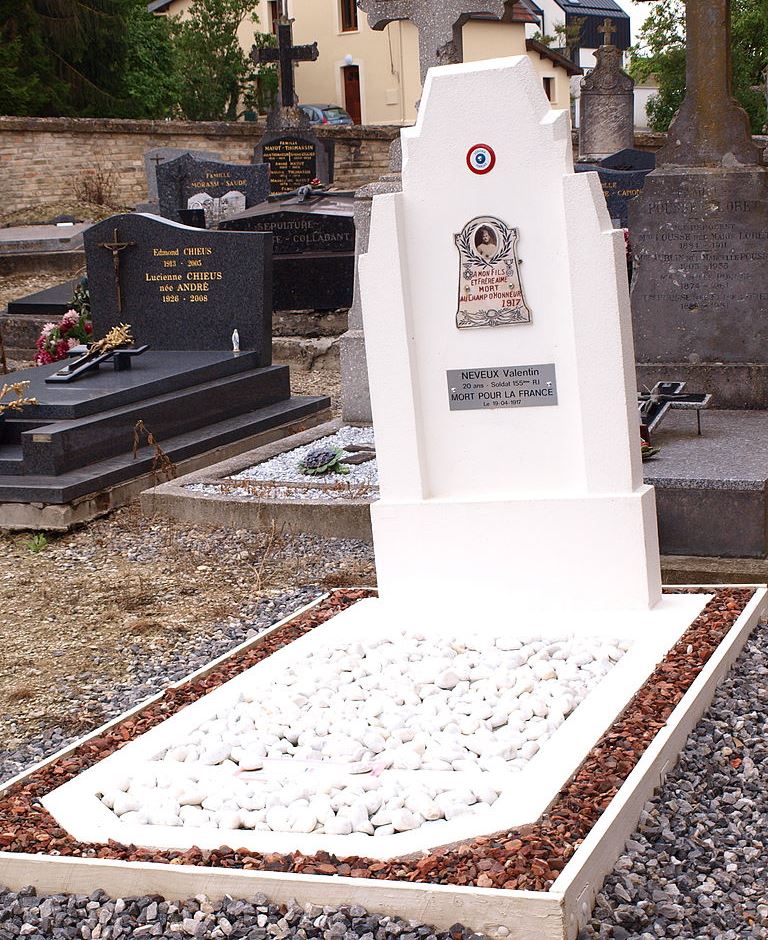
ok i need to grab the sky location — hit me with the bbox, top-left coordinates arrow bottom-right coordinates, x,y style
613,1 -> 646,43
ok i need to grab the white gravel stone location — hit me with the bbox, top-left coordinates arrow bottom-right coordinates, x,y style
186,427 -> 378,503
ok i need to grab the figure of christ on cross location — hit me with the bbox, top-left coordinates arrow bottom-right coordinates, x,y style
252,20 -> 318,109
98,228 -> 136,315
358,0 -> 506,84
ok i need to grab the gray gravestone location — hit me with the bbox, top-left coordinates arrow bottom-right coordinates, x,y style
220,193 -> 355,310
144,147 -> 221,202
631,0 -> 768,408
578,19 -> 635,162
84,213 -> 272,361
156,154 -> 270,227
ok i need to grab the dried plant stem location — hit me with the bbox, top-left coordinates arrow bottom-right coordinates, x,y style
132,420 -> 177,483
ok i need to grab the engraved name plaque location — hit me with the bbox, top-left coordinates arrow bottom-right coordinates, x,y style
447,363 -> 558,411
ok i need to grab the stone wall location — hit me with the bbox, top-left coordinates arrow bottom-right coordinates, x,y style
0,116 -> 400,214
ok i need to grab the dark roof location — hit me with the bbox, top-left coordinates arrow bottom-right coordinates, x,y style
525,38 -> 582,75
557,0 -> 631,49
147,0 -> 172,12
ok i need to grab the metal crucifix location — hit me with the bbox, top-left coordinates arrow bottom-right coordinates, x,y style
253,20 -> 319,108
98,228 -> 136,315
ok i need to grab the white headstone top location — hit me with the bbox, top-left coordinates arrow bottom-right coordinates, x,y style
359,55 -> 662,619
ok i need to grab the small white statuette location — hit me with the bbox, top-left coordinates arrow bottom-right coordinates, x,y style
232,329 -> 240,355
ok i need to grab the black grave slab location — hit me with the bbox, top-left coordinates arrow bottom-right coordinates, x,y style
574,163 -> 650,228
0,352 -> 330,501
220,193 -> 354,310
0,396 -> 330,504
6,279 -> 79,317
6,350 -> 268,420
601,148 -> 656,172
85,213 -> 272,360
156,154 -> 270,226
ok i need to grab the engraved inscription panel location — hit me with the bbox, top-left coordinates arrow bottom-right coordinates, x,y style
447,363 -> 558,411
263,137 -> 318,193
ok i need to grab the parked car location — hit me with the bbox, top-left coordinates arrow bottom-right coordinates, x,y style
299,104 -> 354,125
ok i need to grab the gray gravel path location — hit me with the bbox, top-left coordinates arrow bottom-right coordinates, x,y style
582,623 -> 768,940
0,889 -> 487,940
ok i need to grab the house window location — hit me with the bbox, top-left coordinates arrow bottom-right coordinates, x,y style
340,0 -> 358,31
268,0 -> 280,32
543,77 -> 554,101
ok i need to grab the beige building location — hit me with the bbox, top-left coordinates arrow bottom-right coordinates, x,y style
152,0 -> 580,125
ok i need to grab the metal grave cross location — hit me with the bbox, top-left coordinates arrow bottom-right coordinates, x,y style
252,20 -> 319,108
98,228 -> 136,315
638,381 -> 712,436
358,0 -> 506,83
598,17 -> 617,46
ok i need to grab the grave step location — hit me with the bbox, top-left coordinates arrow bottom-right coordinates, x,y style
0,395 -> 330,504
0,444 -> 23,474
18,365 -> 293,476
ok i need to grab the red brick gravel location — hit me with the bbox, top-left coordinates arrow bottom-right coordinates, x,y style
0,587 -> 755,892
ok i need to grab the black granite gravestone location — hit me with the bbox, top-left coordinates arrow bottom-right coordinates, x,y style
157,154 -> 270,227
144,147 -> 221,202
254,129 -> 334,194
85,213 -> 272,359
574,163 -> 650,228
220,193 -> 354,310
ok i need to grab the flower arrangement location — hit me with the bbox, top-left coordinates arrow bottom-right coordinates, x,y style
34,277 -> 92,366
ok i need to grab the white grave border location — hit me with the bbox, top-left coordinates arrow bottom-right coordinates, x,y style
1,587 -> 765,940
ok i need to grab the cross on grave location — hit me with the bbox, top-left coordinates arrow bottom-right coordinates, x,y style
149,154 -> 165,168
98,228 -> 136,315
636,0 -> 761,166
598,17 -> 617,47
252,20 -> 319,109
638,382 -> 712,436
357,0 -> 506,84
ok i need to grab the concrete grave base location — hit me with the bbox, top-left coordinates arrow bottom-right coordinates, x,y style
0,411 -> 331,532
1,588 -> 765,940
141,419 -> 374,541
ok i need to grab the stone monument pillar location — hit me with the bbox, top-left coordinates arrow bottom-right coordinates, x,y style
578,19 -> 635,162
630,0 -> 768,408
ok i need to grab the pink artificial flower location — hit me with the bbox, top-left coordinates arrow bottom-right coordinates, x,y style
67,337 -> 78,348
41,322 -> 56,338
62,309 -> 78,325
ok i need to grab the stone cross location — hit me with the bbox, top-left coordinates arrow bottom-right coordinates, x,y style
98,228 -> 136,314
357,0 -> 506,83
252,20 -> 319,109
598,18 -> 616,47
654,0 -> 760,166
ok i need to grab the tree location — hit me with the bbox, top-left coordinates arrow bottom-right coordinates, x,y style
0,0 -> 132,117
630,0 -> 768,133
122,1 -> 182,118
170,0 -> 262,121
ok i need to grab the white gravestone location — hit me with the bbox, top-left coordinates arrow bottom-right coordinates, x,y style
359,56 -> 662,617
